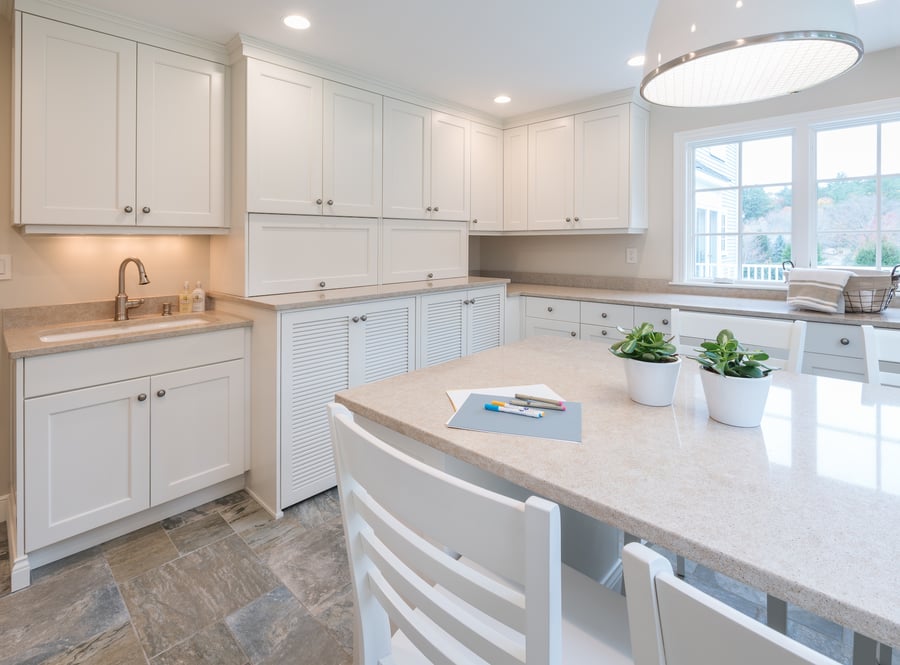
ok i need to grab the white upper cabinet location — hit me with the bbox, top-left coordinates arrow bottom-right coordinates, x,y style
528,116 -> 574,230
469,122 -> 503,232
246,60 -> 323,214
323,81 -> 383,218
383,98 -> 470,221
503,126 -> 528,232
18,14 -> 226,231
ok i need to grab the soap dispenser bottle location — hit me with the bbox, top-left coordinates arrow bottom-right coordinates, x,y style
191,281 -> 206,312
179,281 -> 192,313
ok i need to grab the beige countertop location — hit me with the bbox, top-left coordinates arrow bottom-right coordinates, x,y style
211,276 -> 510,311
507,283 -> 900,328
4,310 -> 251,359
335,336 -> 900,647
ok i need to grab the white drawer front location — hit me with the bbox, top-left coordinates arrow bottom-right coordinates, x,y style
802,351 -> 867,382
804,322 -> 865,359
381,219 -> 468,284
580,302 -> 633,329
524,317 -> 579,339
524,297 -> 580,323
634,306 -> 673,333
580,323 -> 626,344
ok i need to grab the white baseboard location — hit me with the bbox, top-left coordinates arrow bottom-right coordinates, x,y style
0,494 -> 7,523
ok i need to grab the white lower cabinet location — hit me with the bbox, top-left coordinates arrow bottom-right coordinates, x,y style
280,298 -> 416,507
801,321 -> 868,381
418,285 -> 505,367
523,296 -> 671,345
21,330 -> 246,552
523,297 -> 580,339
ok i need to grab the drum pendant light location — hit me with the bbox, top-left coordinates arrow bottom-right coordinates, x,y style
640,0 -> 863,107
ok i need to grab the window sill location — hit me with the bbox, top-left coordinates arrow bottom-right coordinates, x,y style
669,280 -> 788,292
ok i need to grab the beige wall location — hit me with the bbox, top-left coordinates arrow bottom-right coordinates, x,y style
475,47 -> 900,280
0,15 -> 212,503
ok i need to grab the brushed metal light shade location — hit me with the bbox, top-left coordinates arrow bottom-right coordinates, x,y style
641,0 -> 864,107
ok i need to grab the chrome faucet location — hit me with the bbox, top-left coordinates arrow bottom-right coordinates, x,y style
115,257 -> 150,321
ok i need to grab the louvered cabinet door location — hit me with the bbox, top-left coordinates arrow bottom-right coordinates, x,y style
280,307 -> 353,508
466,286 -> 505,356
356,299 -> 416,386
419,292 -> 466,368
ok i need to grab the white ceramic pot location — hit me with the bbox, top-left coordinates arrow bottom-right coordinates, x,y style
699,368 -> 772,427
622,356 -> 682,407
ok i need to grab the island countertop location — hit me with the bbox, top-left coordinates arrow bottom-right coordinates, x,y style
335,336 -> 900,648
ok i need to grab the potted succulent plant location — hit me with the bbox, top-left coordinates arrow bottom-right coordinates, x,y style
609,322 -> 681,407
690,329 -> 776,427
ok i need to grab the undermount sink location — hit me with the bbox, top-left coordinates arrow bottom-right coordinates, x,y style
39,316 -> 210,343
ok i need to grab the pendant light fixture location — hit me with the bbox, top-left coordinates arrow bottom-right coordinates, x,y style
640,0 -> 864,107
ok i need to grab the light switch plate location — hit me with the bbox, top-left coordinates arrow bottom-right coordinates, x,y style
0,254 -> 10,280
626,248 -> 638,264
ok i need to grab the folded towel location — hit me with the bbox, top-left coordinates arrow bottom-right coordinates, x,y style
786,268 -> 854,313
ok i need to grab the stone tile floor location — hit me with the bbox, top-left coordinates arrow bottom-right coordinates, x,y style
0,489 -> 894,664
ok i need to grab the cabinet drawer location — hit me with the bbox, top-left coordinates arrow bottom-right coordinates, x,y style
381,219 -> 468,284
524,317 -> 579,339
804,322 -> 865,359
248,214 -> 378,295
802,351 -> 867,382
524,297 -> 580,323
634,306 -> 672,333
580,302 -> 633,329
580,323 -> 626,344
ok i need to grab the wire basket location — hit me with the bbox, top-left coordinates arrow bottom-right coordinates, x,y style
842,265 -> 900,313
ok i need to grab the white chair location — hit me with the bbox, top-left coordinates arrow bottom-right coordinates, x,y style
328,402 -> 632,665
622,542 -> 840,665
670,309 -> 807,373
862,325 -> 900,387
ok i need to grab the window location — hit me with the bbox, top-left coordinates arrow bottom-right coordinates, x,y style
675,99 -> 900,287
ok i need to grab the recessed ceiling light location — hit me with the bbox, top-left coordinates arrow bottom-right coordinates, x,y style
627,54 -> 646,67
283,15 -> 311,30
494,95 -> 511,104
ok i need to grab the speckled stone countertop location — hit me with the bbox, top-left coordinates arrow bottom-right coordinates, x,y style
211,276 -> 510,311
507,283 -> 900,328
335,336 -> 900,646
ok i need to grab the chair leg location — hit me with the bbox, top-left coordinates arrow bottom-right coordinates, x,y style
766,595 -> 787,634
675,555 -> 685,578
877,643 -> 892,665
853,633 -> 878,665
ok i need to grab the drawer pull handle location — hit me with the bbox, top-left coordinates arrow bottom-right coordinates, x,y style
662,318 -> 669,325
463,299 -> 470,305
601,312 -> 608,318
327,199 -> 334,206
427,272 -> 434,279
137,393 -> 147,402
360,314 -> 367,322
426,206 -> 433,212
124,205 -> 133,213
470,298 -> 475,304
319,281 -> 326,288
601,329 -> 608,336
433,206 -> 439,212
565,217 -> 572,223
142,206 -> 151,214
472,218 -> 478,224
316,198 -> 323,205
157,389 -> 166,398
547,306 -> 553,312
570,331 -> 577,337
840,337 -> 850,346
352,316 -> 360,323
574,216 -> 580,222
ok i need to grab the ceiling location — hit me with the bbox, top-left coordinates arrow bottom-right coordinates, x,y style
51,0 -> 900,119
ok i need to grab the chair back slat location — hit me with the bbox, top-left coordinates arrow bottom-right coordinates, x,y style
671,309 -> 806,372
863,325 -> 900,386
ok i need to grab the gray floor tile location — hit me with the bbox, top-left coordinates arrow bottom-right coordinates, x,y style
41,622 -> 148,665
151,621 -> 248,665
218,495 -> 271,535
102,524 -> 180,584
166,513 -> 235,555
227,585 -> 349,665
120,534 -> 279,658
311,582 -> 355,654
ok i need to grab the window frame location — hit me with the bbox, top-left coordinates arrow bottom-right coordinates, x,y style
673,97 -> 900,289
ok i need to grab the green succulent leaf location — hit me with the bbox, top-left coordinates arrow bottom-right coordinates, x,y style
608,322 -> 679,363
687,328 -> 777,378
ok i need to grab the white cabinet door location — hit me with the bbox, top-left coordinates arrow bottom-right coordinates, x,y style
470,122 -> 503,232
280,298 -> 415,508
467,286 -> 505,355
323,81 -> 382,217
528,116 -> 573,230
150,360 -> 244,505
24,378 -> 151,550
380,219 -> 468,284
247,214 -> 379,296
383,98 -> 430,219
246,59 -> 323,214
20,14 -> 136,227
574,106 -> 628,230
503,126 -> 528,231
419,286 -> 505,367
136,45 -> 226,228
430,111 -> 470,221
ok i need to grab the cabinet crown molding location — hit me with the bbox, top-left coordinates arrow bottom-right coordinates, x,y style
502,88 -> 648,129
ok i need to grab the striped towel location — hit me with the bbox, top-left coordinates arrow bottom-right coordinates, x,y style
786,268 -> 854,313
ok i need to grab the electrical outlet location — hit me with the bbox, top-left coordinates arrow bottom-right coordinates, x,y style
0,254 -> 11,280
626,248 -> 638,264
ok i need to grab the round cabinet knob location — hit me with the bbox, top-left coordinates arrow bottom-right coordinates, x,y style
426,206 -> 433,212
565,217 -> 572,223
463,299 -> 470,305
142,206 -> 151,214
840,337 -> 850,345
662,318 -> 669,325
570,331 -> 577,337
547,306 -> 553,312
574,216 -> 580,222
427,272 -> 434,279
433,206 -> 439,212
601,312 -> 608,318
316,198 -> 323,205
124,205 -> 133,213
157,389 -> 166,398
327,199 -> 334,206
360,314 -> 367,322
472,219 -> 478,224
352,316 -> 360,323
601,329 -> 608,336
319,281 -> 326,288
469,298 -> 475,304
137,393 -> 147,402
